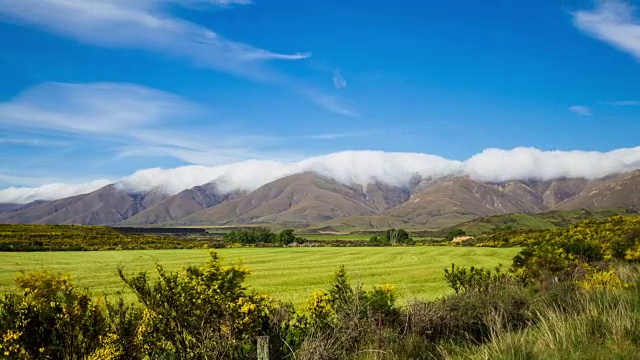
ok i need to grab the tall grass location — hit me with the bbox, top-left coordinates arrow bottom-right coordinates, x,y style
455,276 -> 640,360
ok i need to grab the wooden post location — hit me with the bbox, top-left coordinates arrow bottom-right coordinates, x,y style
376,312 -> 382,360
257,335 -> 269,360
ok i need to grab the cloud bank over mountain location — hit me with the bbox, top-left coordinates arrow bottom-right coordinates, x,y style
0,180 -> 113,204
2,146 -> 640,204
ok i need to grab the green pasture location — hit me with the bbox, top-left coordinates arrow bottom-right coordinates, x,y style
0,247 -> 519,305
299,233 -> 372,241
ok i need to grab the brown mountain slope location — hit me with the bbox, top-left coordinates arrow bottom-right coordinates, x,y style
0,185 -> 166,225
0,200 -> 48,213
385,176 -> 550,229
2,170 -> 638,228
121,183 -> 243,225
177,172 -> 407,226
0,204 -> 23,212
494,178 -> 592,210
539,178 -> 594,208
554,170 -> 640,211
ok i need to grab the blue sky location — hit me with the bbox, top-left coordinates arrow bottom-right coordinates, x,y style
1,0 -> 640,191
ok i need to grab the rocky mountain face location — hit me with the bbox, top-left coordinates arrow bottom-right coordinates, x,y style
554,170 -> 640,211
1,170 -> 639,229
0,184 -> 166,225
177,172 -> 409,226
120,183 -> 243,225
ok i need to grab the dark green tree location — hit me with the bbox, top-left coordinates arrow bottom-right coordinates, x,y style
445,228 -> 466,241
276,229 -> 297,245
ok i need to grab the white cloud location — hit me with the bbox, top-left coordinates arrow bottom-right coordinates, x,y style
4,147 -> 640,204
175,0 -> 254,6
296,85 -> 358,117
332,70 -> 347,89
0,82 -> 196,134
0,1 -> 357,116
609,100 -> 640,105
0,1 -> 305,67
463,147 -> 640,182
0,82 -> 293,167
0,137 -> 67,147
296,151 -> 460,188
573,1 -> 640,60
569,105 -> 593,116
0,180 -> 112,204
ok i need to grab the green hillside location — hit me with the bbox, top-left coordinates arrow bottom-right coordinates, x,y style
421,208 -> 639,237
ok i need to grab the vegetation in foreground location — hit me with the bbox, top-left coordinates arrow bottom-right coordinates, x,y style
1,215 -> 640,359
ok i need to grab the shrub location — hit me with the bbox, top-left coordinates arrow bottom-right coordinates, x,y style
406,281 -> 532,344
0,271 -> 108,359
444,263 -> 509,295
294,266 -> 401,358
118,251 -> 274,359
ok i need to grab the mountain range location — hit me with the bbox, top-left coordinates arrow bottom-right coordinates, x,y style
1,170 -> 639,231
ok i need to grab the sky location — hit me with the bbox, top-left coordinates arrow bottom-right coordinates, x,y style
1,0 -> 640,202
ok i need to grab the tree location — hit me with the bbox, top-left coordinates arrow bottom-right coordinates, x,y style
223,227 -> 277,244
370,228 -> 412,244
385,228 -> 411,244
276,229 -> 299,245
445,228 -> 466,241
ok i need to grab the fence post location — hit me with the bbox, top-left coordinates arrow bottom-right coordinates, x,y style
376,312 -> 382,360
257,335 -> 269,360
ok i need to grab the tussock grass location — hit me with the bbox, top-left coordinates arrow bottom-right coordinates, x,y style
453,281 -> 640,360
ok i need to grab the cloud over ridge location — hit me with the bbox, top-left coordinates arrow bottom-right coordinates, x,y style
2,147 -> 640,204
0,180 -> 113,205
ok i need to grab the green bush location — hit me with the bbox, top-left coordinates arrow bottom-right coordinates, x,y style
0,271 -> 108,359
369,228 -> 412,245
443,263 -> 509,295
407,281 -> 532,344
118,251 -> 274,359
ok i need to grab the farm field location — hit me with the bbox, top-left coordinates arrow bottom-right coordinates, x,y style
298,233 -> 372,241
0,247 -> 519,305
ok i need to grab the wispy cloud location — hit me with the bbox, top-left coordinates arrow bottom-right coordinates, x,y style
0,0 -> 356,116
0,137 -> 67,147
569,105 -> 593,116
0,1 -> 305,69
177,0 -> 254,6
0,82 -> 361,175
332,69 -> 347,89
0,82 -> 287,167
0,82 -> 197,134
573,1 -> 640,60
607,100 -> 640,105
296,85 -> 359,117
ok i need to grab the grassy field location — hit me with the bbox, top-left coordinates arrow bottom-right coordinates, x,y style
300,233 -> 372,241
0,247 -> 519,305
